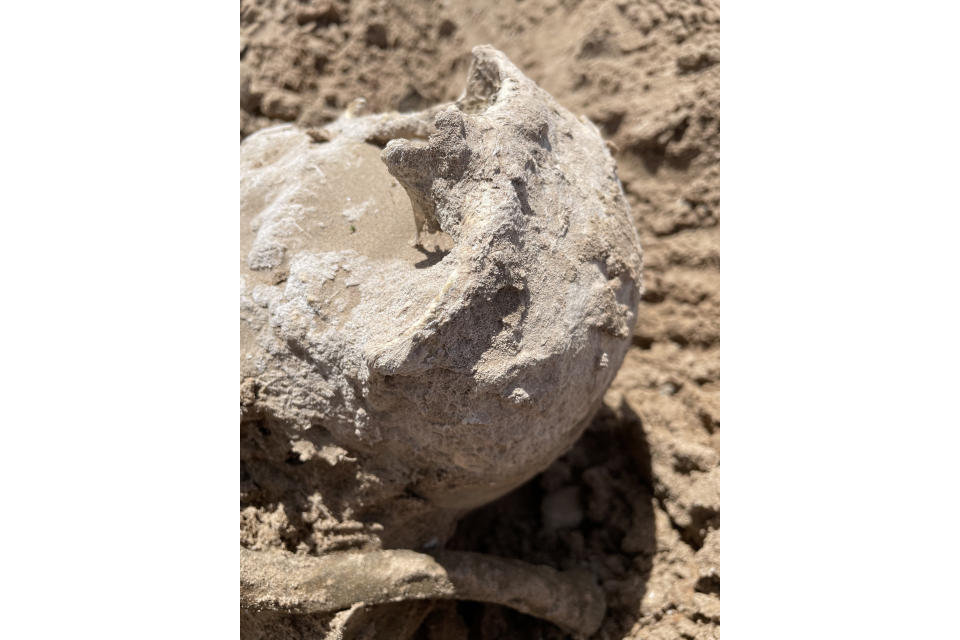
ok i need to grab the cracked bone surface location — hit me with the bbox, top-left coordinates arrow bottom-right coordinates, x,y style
240,46 -> 642,553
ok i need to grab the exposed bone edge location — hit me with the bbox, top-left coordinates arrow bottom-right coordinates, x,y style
240,547 -> 606,636
381,46 -> 511,245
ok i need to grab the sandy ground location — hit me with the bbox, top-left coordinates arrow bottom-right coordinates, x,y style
240,1 -> 719,637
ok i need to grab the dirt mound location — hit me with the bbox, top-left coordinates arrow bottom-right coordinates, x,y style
240,1 -> 719,637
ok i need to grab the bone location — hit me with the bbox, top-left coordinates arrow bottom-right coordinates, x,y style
241,547 -> 606,636
240,45 -> 642,634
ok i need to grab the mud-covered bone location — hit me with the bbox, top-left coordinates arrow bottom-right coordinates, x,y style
382,107 -> 472,245
241,547 -> 606,636
240,45 -> 642,632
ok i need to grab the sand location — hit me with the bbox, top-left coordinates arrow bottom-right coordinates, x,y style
240,1 -> 719,637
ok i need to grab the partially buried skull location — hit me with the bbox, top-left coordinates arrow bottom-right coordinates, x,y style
240,46 -> 642,637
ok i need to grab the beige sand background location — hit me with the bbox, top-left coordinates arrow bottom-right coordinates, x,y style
241,1 -> 719,637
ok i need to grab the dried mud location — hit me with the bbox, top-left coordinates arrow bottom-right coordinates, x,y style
240,1 -> 719,638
